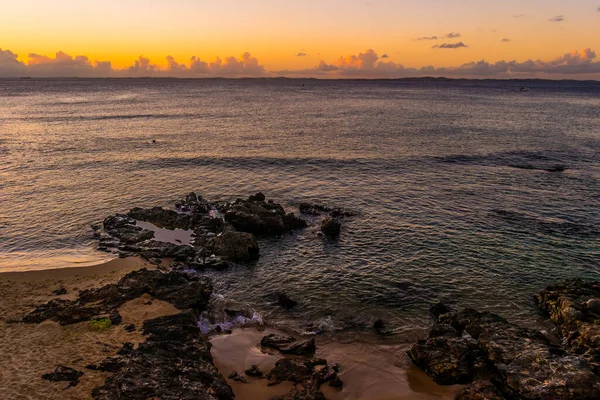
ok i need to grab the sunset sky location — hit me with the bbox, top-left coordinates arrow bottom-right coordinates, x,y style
1,0 -> 599,78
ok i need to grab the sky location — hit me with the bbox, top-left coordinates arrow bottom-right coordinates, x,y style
1,0 -> 600,78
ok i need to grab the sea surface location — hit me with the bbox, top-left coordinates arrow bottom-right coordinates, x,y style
1,78 -> 600,337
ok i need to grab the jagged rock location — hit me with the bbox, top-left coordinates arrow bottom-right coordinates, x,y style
212,227 -> 260,262
261,334 -> 316,356
430,301 -> 452,319
23,269 -> 212,325
245,365 -> 264,377
535,279 -> 600,374
42,365 -> 83,388
299,203 -> 330,216
225,198 -> 307,236
228,371 -> 248,383
320,217 -> 341,238
92,311 -> 234,400
128,206 -> 192,230
456,381 -> 506,400
277,293 -> 298,310
176,192 -> 210,214
248,192 -> 266,202
409,308 -> 600,399
267,357 -> 341,399
52,287 -> 67,296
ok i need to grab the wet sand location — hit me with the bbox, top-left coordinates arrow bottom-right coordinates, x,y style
210,328 -> 461,400
0,257 -> 180,400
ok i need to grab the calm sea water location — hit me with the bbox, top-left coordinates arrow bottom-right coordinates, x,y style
1,78 -> 600,336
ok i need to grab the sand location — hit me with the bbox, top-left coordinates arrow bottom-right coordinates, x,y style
0,257 -> 180,400
210,328 -> 461,400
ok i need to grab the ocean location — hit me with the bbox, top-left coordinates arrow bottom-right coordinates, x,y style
1,78 -> 600,337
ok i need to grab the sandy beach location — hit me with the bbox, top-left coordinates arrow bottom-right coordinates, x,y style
0,256 -> 461,400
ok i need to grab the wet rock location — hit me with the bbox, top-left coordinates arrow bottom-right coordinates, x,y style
42,365 -> 83,388
277,293 -> 298,310
92,311 -> 234,400
320,217 -> 341,238
430,301 -> 452,319
228,371 -> 248,383
52,287 -> 67,296
248,192 -> 266,202
409,308 -> 600,399
245,365 -> 264,377
267,357 -> 341,399
23,269 -> 212,325
329,208 -> 356,218
225,198 -> 307,236
124,324 -> 136,332
456,381 -> 506,400
212,227 -> 260,262
176,192 -> 210,214
128,206 -> 191,230
261,334 -> 316,356
535,279 -> 600,374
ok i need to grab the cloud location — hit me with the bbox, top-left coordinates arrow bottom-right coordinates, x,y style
297,52 -> 307,57
433,42 -> 468,49
549,15 -> 565,22
0,50 -> 265,78
513,14 -> 526,18
273,48 -> 600,79
501,38 -> 511,43
381,54 -> 389,58
445,32 -> 461,38
417,36 -> 438,41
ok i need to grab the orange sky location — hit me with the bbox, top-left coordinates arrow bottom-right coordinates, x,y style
0,1 -> 599,77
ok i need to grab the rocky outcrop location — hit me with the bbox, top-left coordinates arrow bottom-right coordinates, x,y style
261,334 -> 316,356
211,227 -> 260,262
92,311 -> 234,400
22,269 -> 212,325
267,357 -> 341,400
535,279 -> 600,375
409,307 -> 600,399
320,217 -> 341,238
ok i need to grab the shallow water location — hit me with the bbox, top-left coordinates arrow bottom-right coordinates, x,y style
1,78 -> 600,336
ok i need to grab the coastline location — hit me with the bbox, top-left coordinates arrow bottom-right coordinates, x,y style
0,256 -> 457,400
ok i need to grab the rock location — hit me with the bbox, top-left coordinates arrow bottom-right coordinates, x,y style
92,311 -> 234,400
267,357 -> 342,399
321,217 -> 341,238
52,287 -> 67,296
225,198 -> 307,236
176,192 -> 210,214
248,192 -> 266,202
42,365 -> 83,388
456,381 -> 506,400
535,279 -> 600,374
117,342 -> 135,356
299,203 -> 331,216
128,206 -> 191,230
212,227 -> 260,262
277,293 -> 298,310
124,324 -> 136,332
373,319 -> 389,335
409,308 -> 600,399
23,269 -> 212,325
86,357 -> 126,373
261,334 -> 316,356
228,371 -> 248,383
245,365 -> 264,377
430,301 -> 452,319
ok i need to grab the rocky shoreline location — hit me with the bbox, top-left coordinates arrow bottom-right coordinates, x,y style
15,192 -> 600,399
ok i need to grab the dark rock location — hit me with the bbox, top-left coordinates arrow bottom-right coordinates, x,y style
228,371 -> 248,383
430,301 -> 452,319
92,311 -> 234,400
212,227 -> 260,262
456,381 -> 506,400
108,310 -> 122,325
409,308 -> 600,398
52,287 -> 67,296
248,192 -> 266,202
124,324 -> 136,332
176,192 -> 210,214
261,334 -> 316,356
321,217 -> 341,238
373,319 -> 390,335
245,365 -> 264,377
267,357 -> 341,399
225,198 -> 307,236
535,279 -> 600,374
117,342 -> 135,356
299,202 -> 330,216
128,206 -> 191,230
42,365 -> 83,388
329,208 -> 356,218
23,269 -> 212,325
277,293 -> 298,310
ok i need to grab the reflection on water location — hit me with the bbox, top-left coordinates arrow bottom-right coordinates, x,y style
1,78 -> 600,336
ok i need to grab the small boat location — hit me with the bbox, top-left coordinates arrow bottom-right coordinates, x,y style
519,87 -> 529,92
